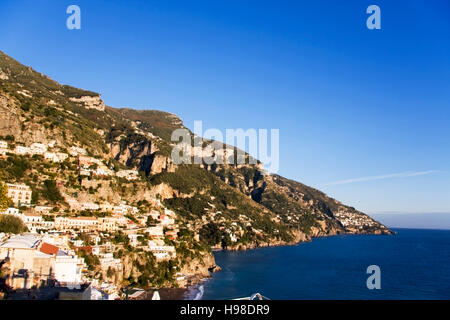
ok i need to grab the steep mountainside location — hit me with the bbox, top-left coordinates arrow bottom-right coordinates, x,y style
0,50 -> 392,252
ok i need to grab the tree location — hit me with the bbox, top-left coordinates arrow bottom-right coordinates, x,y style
31,189 -> 39,204
221,233 -> 232,250
42,179 -> 63,202
199,222 -> 222,246
0,215 -> 28,234
5,156 -> 31,179
0,176 -> 12,211
79,252 -> 100,271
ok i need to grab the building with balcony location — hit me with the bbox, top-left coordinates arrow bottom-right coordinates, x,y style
6,183 -> 32,206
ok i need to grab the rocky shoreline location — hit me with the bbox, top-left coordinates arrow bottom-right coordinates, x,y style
113,228 -> 395,300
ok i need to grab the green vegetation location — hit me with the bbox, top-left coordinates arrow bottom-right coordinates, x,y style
132,256 -> 177,288
165,195 -> 209,219
0,176 -> 12,210
41,179 -> 63,202
199,222 -> 221,246
0,215 -> 28,234
0,155 -> 31,180
150,165 -> 216,194
79,252 -> 100,271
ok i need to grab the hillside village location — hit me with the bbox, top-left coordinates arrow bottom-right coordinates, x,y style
0,51 -> 392,300
0,139 -> 210,300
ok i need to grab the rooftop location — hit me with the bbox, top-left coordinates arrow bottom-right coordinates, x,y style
0,234 -> 41,249
39,242 -> 59,255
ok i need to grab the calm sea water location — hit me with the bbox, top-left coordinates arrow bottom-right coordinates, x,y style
198,229 -> 450,300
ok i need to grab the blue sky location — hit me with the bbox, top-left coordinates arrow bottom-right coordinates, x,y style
0,0 -> 449,215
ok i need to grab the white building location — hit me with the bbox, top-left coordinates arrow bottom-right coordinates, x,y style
69,146 -> 87,156
159,214 -> 175,226
146,240 -> 176,261
113,202 -> 138,215
146,226 -> 164,237
6,183 -> 32,206
2,209 -> 54,233
0,140 -> 8,155
44,151 -> 56,161
93,166 -> 114,177
4,207 -> 20,216
55,217 -> 117,232
80,202 -> 100,211
79,167 -> 92,176
54,253 -> 84,285
30,143 -> 47,155
98,253 -> 122,271
56,152 -> 69,162
21,212 -> 43,229
43,151 -> 68,163
148,210 -> 161,220
14,145 -> 31,155
164,208 -> 176,217
99,202 -> 114,212
34,206 -> 52,215
116,170 -> 139,181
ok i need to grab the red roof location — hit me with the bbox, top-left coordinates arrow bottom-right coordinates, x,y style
39,242 -> 59,255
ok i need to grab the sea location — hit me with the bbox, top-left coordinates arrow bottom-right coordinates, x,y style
190,229 -> 450,300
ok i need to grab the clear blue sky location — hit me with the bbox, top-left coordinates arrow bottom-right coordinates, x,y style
0,0 -> 449,214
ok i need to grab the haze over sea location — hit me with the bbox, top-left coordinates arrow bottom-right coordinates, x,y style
198,228 -> 450,300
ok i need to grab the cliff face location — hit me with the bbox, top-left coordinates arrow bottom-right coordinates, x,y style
0,50 -> 392,255
69,95 -> 105,111
0,94 -> 58,146
178,252 -> 217,287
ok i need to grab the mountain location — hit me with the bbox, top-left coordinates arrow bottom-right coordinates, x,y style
0,50 -> 392,285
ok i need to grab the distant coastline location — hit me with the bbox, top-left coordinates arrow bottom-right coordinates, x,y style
371,213 -> 450,230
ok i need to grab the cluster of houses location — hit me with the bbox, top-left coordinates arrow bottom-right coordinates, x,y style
2,140 -> 69,163
1,180 -> 180,293
3,179 -> 178,240
0,140 -> 183,297
65,199 -> 139,215
127,208 -> 178,261
334,210 -> 378,231
0,140 -> 140,181
78,155 -> 114,177
76,153 -> 140,181
0,139 -> 71,162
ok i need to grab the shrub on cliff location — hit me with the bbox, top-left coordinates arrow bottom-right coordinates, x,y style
199,222 -> 222,246
0,155 -> 31,179
41,179 -> 63,202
